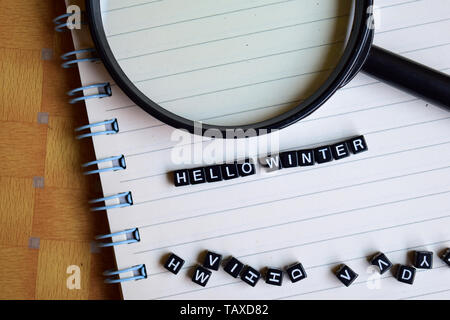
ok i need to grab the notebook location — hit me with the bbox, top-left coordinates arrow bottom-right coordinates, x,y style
62,0 -> 450,299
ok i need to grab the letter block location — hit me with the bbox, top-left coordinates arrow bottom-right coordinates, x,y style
314,146 -> 333,164
188,167 -> 207,185
237,159 -> 256,177
370,252 -> 393,275
260,155 -> 283,172
265,268 -> 283,286
203,251 -> 223,271
224,257 -> 244,278
297,149 -> 315,166
347,135 -> 368,154
280,151 -> 298,168
335,264 -> 358,287
285,262 -> 307,283
241,266 -> 261,287
221,163 -> 239,180
396,265 -> 416,285
205,165 -> 223,183
331,142 -> 350,160
174,169 -> 190,187
164,253 -> 185,275
192,265 -> 212,287
441,248 -> 450,266
414,251 -> 433,269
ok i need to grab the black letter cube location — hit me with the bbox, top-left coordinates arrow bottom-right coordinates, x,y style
331,142 -> 350,160
241,266 -> 261,287
203,251 -> 222,271
314,146 -> 333,164
396,265 -> 416,285
347,136 -> 368,154
205,165 -> 223,183
370,252 -> 393,275
237,159 -> 256,177
280,151 -> 298,168
164,253 -> 185,275
414,251 -> 433,269
335,264 -> 358,287
285,262 -> 307,283
173,170 -> 190,187
221,163 -> 239,180
192,265 -> 212,287
260,155 -> 282,172
224,257 -> 244,278
297,150 -> 315,166
441,248 -> 450,266
188,167 -> 206,185
265,268 -> 283,286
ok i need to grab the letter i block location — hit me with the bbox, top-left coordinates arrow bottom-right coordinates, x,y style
396,265 -> 416,285
224,257 -> 244,278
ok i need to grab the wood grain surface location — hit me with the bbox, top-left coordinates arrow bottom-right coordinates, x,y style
0,0 -> 121,300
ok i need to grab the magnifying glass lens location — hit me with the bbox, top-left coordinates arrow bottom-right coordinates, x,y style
100,0 -> 354,127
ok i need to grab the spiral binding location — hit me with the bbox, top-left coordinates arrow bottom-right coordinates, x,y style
103,264 -> 147,284
89,192 -> 133,212
53,12 -> 75,32
55,10 -> 144,285
82,155 -> 126,175
67,83 -> 112,104
95,228 -> 140,248
61,48 -> 100,68
75,118 -> 119,140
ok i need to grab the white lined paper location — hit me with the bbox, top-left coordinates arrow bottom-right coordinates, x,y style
68,0 -> 450,299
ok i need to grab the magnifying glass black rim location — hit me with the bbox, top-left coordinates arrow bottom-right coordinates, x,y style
86,0 -> 374,136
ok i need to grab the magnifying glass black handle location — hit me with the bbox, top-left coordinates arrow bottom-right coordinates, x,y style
362,45 -> 450,112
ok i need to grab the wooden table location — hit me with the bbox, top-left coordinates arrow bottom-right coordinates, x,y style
0,0 -> 120,299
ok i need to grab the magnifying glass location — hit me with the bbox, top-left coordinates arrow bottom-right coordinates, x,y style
86,0 -> 450,136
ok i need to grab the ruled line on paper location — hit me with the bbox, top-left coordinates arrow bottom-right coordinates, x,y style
401,288 -> 450,300
101,0 -> 163,13
134,180 -> 450,254
107,0 -> 421,61
106,51 -> 450,137
121,97 -> 428,160
135,188 -> 450,245
106,0 -> 299,38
